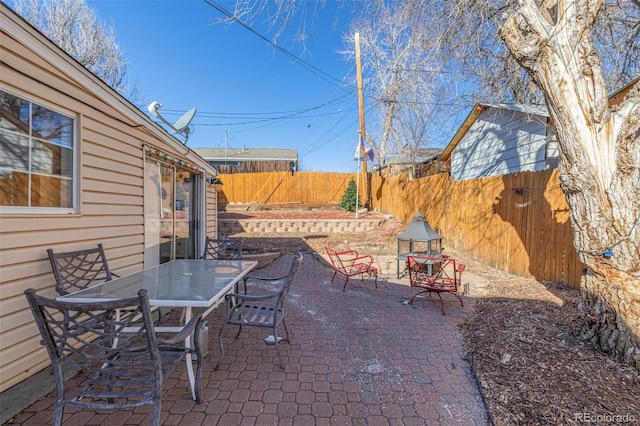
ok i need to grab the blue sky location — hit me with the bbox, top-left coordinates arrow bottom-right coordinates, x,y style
89,0 -> 366,172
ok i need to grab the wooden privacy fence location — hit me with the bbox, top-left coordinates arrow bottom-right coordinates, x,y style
369,168 -> 583,288
218,169 -> 583,289
217,171 -> 357,207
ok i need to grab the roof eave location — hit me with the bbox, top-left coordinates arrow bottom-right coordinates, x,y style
1,3 -> 216,175
439,104 -> 486,162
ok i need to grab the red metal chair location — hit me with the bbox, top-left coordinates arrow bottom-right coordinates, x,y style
325,247 -> 378,291
407,255 -> 465,314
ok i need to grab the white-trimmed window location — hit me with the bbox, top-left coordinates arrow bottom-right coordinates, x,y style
0,90 -> 75,212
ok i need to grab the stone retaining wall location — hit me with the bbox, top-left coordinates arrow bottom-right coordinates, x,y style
374,255 -> 398,277
219,218 -> 385,235
219,218 -> 398,276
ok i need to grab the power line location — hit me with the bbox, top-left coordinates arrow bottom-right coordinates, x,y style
162,90 -> 354,119
197,108 -> 358,127
299,100 -> 378,159
159,90 -> 357,127
203,0 -> 354,91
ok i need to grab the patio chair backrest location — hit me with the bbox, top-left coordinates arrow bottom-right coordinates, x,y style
244,251 -> 303,300
275,251 -> 303,300
201,237 -> 243,260
325,246 -> 342,269
47,244 -> 114,295
216,252 -> 303,369
407,256 -> 457,288
23,288 -> 182,426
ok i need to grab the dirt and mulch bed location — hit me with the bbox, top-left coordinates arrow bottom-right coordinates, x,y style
220,209 -> 640,425
453,255 -> 640,425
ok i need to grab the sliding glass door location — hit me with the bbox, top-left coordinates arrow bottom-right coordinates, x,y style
144,158 -> 199,267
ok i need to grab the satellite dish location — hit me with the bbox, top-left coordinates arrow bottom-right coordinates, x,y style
146,101 -> 197,144
174,107 -> 197,133
147,101 -> 162,118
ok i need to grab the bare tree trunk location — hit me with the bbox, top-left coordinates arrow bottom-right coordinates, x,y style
379,100 -> 396,161
500,1 -> 640,368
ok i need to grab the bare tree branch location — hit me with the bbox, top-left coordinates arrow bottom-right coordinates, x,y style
12,0 -> 139,101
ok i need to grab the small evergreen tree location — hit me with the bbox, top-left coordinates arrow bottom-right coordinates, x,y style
339,179 -> 362,212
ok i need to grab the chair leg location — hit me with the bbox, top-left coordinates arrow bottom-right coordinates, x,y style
409,290 -> 428,304
216,326 -> 225,370
53,404 -> 63,426
272,326 -> 284,369
194,367 -> 203,403
342,276 -> 350,291
194,329 -> 204,403
52,364 -> 65,426
281,318 -> 290,342
331,270 -> 338,283
436,293 -> 446,315
151,400 -> 161,426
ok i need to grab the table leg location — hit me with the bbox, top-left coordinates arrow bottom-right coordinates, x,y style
183,307 -> 197,401
112,309 -> 121,348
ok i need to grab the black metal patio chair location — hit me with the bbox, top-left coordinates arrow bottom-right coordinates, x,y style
201,237 -> 243,260
216,252 -> 303,370
24,288 -> 204,426
47,244 -> 118,295
47,244 -> 161,329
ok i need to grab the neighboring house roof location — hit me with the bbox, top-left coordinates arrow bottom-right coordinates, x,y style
485,103 -> 549,116
193,148 -> 298,162
440,103 -> 549,162
441,77 -> 639,163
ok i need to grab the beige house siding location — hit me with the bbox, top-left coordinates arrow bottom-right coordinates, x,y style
0,5 -> 219,392
206,186 -> 219,240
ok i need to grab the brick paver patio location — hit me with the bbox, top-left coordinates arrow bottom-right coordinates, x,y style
11,252 -> 490,425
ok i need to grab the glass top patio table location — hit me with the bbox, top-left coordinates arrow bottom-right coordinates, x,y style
56,259 -> 258,310
55,259 -> 258,401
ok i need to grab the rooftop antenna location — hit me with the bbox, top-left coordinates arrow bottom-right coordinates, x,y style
147,101 -> 196,144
